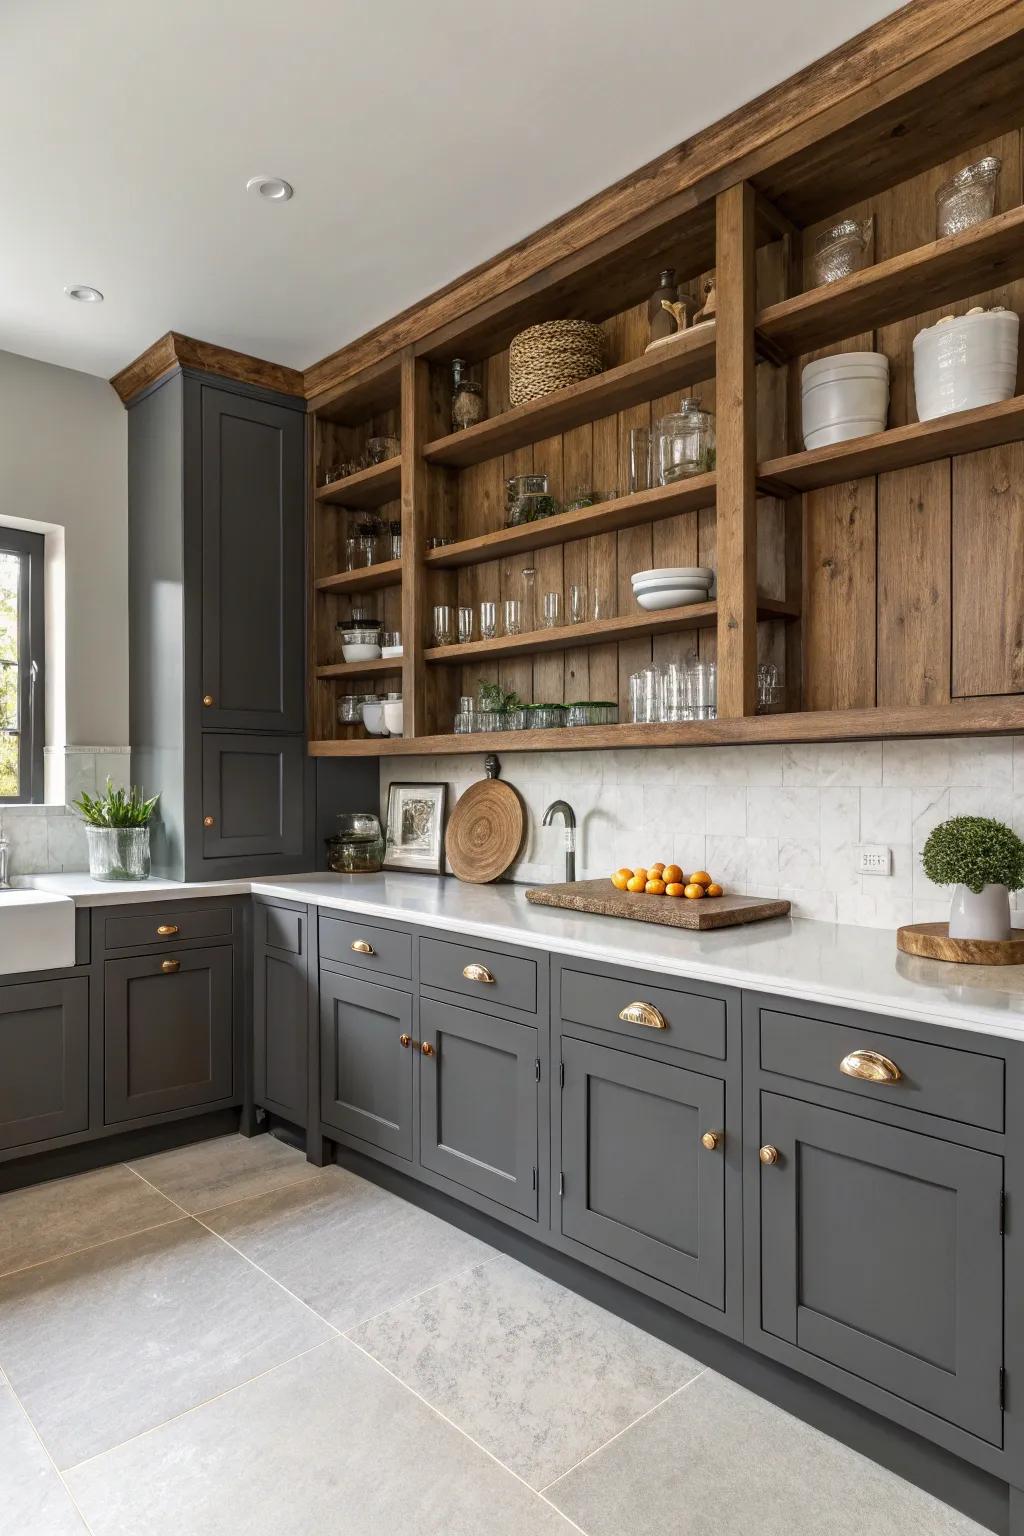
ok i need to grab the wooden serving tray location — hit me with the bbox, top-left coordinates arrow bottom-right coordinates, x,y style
897,922 -> 1024,966
525,880 -> 790,931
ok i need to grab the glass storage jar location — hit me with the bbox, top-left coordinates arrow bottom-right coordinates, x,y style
525,704 -> 567,729
566,701 -> 618,727
451,358 -> 485,432
505,473 -> 559,526
812,217 -> 872,285
656,399 -> 716,483
936,157 -> 1001,237
325,812 -> 385,874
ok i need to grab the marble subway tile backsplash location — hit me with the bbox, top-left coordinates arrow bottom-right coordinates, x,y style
379,737 -> 1024,930
5,748 -> 130,875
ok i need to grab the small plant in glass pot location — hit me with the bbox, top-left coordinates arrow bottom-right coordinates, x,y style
73,779 -> 160,882
921,816 -> 1024,942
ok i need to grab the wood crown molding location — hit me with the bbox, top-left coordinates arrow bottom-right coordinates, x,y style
109,331 -> 304,406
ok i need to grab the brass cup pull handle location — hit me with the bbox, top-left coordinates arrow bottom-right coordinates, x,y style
156,924 -> 179,937
351,940 -> 375,955
421,1040 -> 435,1057
161,959 -> 181,974
759,1144 -> 780,1166
701,1130 -> 722,1152
618,1001 -> 667,1031
839,1049 -> 902,1085
462,963 -> 495,984
399,1034 -> 411,1049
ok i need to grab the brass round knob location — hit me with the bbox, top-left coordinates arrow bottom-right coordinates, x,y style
399,1033 -> 411,1049
203,815 -> 214,828
420,1040 -> 435,1057
202,694 -> 214,707
759,1144 -> 780,1166
701,1130 -> 721,1151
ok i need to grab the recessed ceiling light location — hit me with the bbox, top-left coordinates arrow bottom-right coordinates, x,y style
246,175 -> 293,201
64,284 -> 103,303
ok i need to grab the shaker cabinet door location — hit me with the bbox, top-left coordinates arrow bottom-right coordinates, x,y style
199,385 -> 305,733
201,733 -> 306,861
320,970 -> 413,1160
418,998 -> 539,1218
253,906 -> 308,1126
0,979 -> 89,1152
758,1093 -> 1003,1445
560,1037 -> 725,1307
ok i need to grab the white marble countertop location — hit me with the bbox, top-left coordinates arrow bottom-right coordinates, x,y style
18,869 -> 1024,1041
251,872 -> 1024,1043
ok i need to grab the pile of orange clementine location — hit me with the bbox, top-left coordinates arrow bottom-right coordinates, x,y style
611,864 -> 724,900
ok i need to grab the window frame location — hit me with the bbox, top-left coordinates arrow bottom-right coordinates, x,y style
0,527 -> 45,805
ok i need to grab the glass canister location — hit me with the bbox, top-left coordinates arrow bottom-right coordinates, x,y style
656,399 -> 716,484
936,157 -> 1001,238
451,358 -> 485,432
812,217 -> 872,285
505,473 -> 559,526
325,812 -> 385,874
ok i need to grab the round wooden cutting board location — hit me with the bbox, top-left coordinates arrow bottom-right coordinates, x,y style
897,922 -> 1024,966
445,776 -> 525,883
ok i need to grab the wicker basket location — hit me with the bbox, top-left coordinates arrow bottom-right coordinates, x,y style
508,320 -> 603,407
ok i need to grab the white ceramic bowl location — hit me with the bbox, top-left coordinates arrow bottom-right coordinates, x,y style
913,307 -> 1019,421
342,641 -> 383,663
632,566 -> 713,585
632,575 -> 710,592
635,588 -> 709,611
382,698 -> 404,735
360,701 -> 389,735
801,351 -> 889,449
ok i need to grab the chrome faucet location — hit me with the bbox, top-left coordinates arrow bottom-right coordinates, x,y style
0,833 -> 11,891
542,800 -> 577,883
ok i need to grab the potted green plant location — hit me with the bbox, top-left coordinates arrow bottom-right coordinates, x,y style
920,815 -> 1024,941
73,779 -> 160,882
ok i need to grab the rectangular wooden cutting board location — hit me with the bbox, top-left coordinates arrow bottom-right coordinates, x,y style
525,880 -> 790,930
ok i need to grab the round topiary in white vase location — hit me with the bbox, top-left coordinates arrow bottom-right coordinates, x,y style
921,816 -> 1024,942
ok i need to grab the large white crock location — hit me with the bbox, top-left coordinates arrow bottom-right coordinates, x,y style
913,307 -> 1019,421
801,351 -> 890,450
948,882 -> 1011,942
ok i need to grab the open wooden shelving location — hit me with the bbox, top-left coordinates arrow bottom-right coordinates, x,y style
314,559 -> 403,596
314,456 -> 402,509
314,657 -> 402,681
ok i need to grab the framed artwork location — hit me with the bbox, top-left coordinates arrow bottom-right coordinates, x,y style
383,781 -> 447,873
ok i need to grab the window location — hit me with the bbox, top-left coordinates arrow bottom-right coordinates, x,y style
0,528 -> 44,803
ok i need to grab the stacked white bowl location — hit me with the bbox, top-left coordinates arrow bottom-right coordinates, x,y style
801,351 -> 889,449
632,567 -> 714,612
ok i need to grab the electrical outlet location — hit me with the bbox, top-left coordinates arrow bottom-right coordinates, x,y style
858,845 -> 892,876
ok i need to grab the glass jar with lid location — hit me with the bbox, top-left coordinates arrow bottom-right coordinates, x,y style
505,473 -> 560,526
656,399 -> 716,484
451,358 -> 485,432
325,812 -> 385,874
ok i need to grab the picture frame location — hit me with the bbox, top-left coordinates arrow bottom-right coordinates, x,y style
383,781 -> 447,873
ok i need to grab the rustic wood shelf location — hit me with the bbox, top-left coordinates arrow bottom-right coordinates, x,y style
314,559 -> 403,595
757,205 -> 1024,361
424,475 -> 718,569
314,457 -> 401,508
758,395 -> 1024,497
423,598 -> 796,666
422,324 -> 716,469
314,657 -> 402,680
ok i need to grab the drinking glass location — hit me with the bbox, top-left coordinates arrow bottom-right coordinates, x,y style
432,605 -> 453,645
628,426 -> 652,494
568,584 -> 586,625
592,587 -> 612,621
504,598 -> 523,635
521,566 -> 537,632
479,601 -> 497,639
457,606 -> 474,644
542,591 -> 562,627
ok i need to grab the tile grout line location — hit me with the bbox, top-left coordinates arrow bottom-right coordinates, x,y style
342,1334 -> 593,1536
341,1251 -> 502,1337
125,1159 -> 330,1222
0,1211 -> 188,1285
3,1369 -> 101,1536
538,1366 -> 709,1493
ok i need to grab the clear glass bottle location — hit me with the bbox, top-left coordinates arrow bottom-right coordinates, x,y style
451,358 -> 485,432
656,399 -> 716,483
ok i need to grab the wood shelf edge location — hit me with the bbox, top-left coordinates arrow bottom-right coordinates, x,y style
314,457 -> 402,506
314,559 -> 403,594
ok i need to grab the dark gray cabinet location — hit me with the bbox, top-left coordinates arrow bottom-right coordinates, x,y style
560,1036 -> 726,1307
419,997 -> 539,1218
0,979 -> 89,1151
104,946 -> 234,1123
320,969 -> 413,1160
201,734 -> 306,862
253,902 -> 308,1126
757,1091 -> 1004,1446
199,386 -> 304,734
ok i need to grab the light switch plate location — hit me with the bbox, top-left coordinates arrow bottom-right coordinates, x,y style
858,845 -> 892,876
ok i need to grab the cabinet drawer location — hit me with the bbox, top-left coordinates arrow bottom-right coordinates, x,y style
103,904 -> 235,952
758,1007 -> 1004,1132
420,936 -> 537,1013
319,914 -> 411,980
560,967 -> 726,1060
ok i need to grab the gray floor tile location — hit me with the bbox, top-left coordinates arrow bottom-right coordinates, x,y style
203,1166 -> 494,1330
546,1369 -> 990,1534
0,1383 -> 88,1535
350,1252 -> 699,1489
128,1131 -> 322,1214
0,1164 -> 179,1277
0,1217 -> 334,1469
67,1337 -> 575,1536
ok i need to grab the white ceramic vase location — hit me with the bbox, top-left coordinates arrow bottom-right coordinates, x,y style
948,882 -> 1011,942
801,351 -> 890,450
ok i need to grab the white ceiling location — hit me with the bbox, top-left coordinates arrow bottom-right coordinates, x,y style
3,0 -> 903,381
